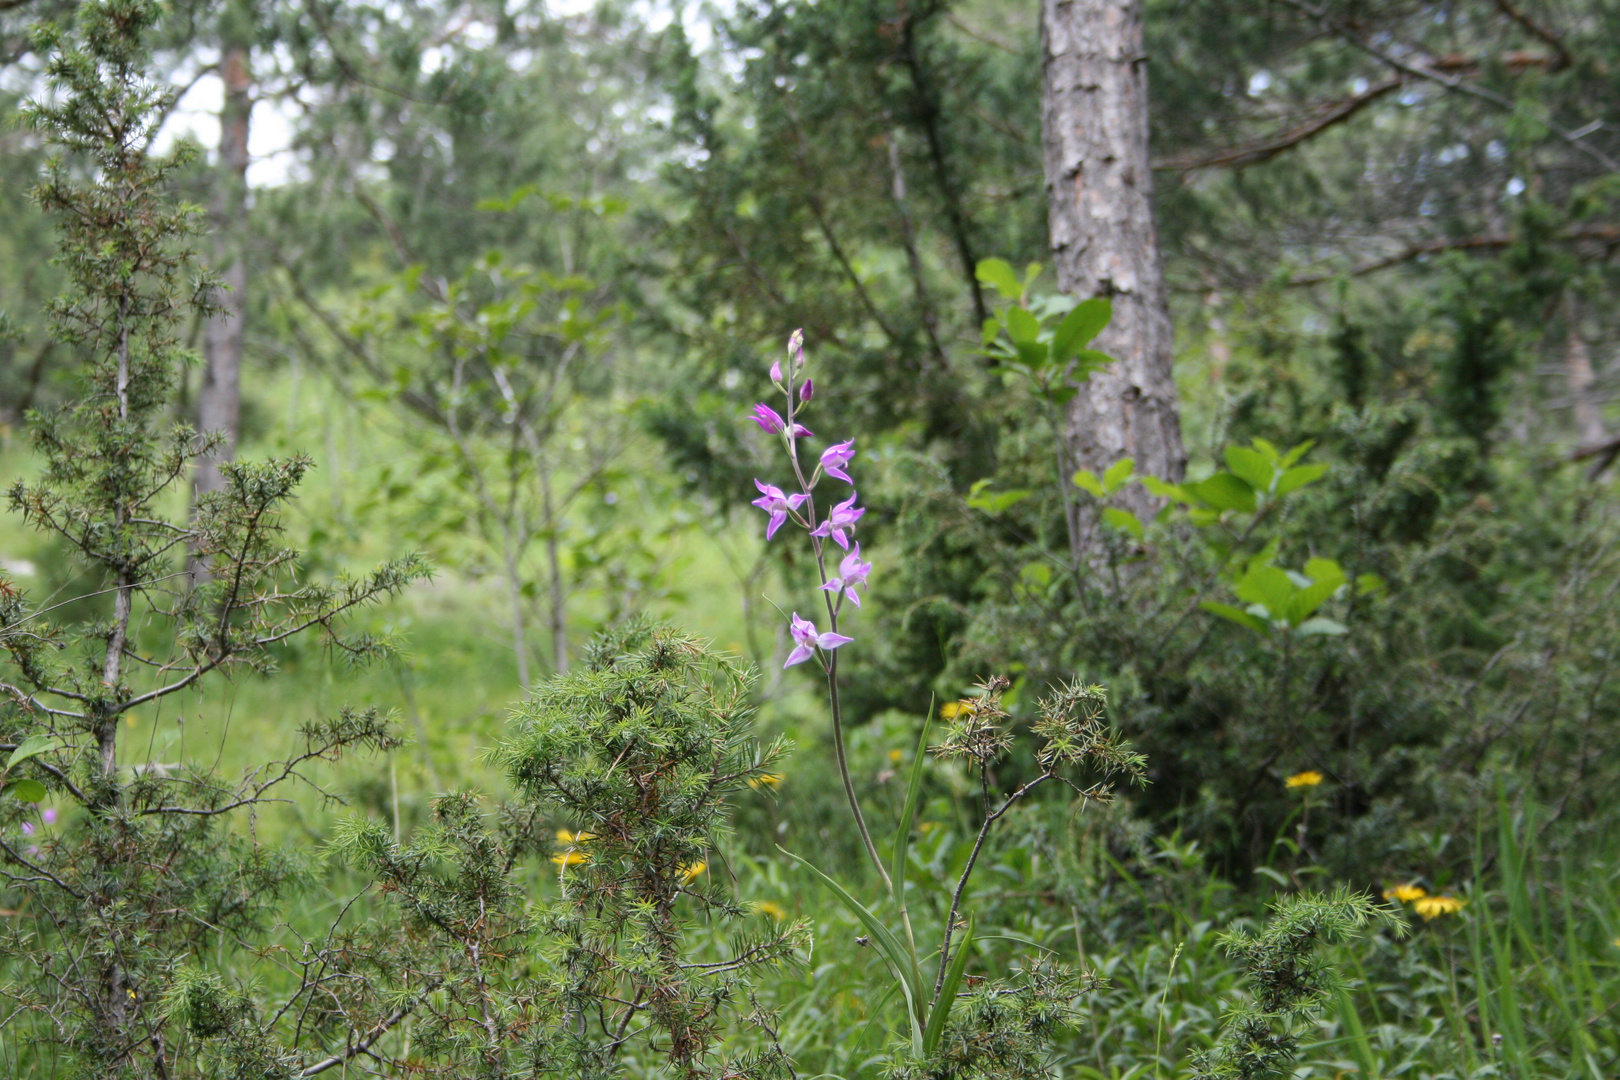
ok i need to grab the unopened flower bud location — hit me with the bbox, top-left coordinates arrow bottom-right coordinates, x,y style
788,328 -> 805,371
800,379 -> 813,403
769,359 -> 783,386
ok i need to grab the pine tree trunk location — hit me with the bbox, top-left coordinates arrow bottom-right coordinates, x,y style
195,39 -> 251,504
1039,0 -> 1185,547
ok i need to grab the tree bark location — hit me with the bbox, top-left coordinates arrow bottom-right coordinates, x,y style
1564,297 -> 1607,448
1040,0 -> 1185,541
195,36 -> 252,506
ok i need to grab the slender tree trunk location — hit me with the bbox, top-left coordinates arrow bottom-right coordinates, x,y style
1565,297 -> 1607,448
1040,0 -> 1185,541
194,35 -> 252,508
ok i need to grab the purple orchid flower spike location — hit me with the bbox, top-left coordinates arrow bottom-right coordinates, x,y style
810,491 -> 865,549
820,439 -> 855,484
784,612 -> 854,668
750,403 -> 785,434
788,328 -> 805,371
752,480 -> 808,540
819,543 -> 871,607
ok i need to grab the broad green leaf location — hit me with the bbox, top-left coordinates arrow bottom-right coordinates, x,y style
1295,617 -> 1348,637
7,736 -> 57,772
1102,457 -> 1135,494
1140,476 -> 1186,501
7,778 -> 47,802
980,317 -> 1001,347
1276,464 -> 1328,496
780,847 -> 925,1053
1192,473 -> 1257,514
923,914 -> 975,1055
1020,562 -> 1053,589
1303,557 -> 1347,590
1014,339 -> 1050,369
967,488 -> 1031,514
1022,262 -> 1043,290
1233,565 -> 1297,620
1045,384 -> 1079,406
976,258 -> 1024,300
1285,580 -> 1340,626
1005,306 -> 1041,346
1200,602 -> 1271,634
1102,507 -> 1145,541
1281,439 -> 1316,467
1072,469 -> 1105,497
1251,437 -> 1282,463
1071,349 -> 1115,378
1355,573 -> 1386,596
1050,298 -> 1111,361
1224,445 -> 1275,493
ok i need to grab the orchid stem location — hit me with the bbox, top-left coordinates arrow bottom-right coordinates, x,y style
782,364 -> 891,893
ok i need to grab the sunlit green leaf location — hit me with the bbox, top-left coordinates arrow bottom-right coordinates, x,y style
975,258 -> 1024,300
1102,457 -> 1135,494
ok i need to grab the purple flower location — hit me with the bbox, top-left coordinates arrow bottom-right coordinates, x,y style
788,328 -> 805,371
750,403 -> 785,434
810,492 -> 865,550
21,822 -> 33,836
770,359 -> 784,386
820,440 -> 855,484
749,403 -> 811,439
819,544 -> 871,607
799,379 -> 814,403
752,480 -> 809,540
42,808 -> 56,825
784,612 -> 854,668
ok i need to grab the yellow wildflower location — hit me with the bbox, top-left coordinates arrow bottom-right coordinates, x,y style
679,861 -> 707,885
1285,770 -> 1324,789
940,700 -> 976,719
746,773 -> 784,792
1413,895 -> 1465,921
918,821 -> 938,834
1383,883 -> 1427,904
754,901 -> 788,921
888,749 -> 904,764
555,830 -> 596,845
550,851 -> 588,868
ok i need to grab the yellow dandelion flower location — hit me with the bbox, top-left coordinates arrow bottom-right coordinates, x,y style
746,772 -> 784,791
679,861 -> 707,885
754,901 -> 788,921
1382,883 -> 1427,904
550,851 -> 588,868
1412,895 -> 1465,921
1285,770 -> 1325,789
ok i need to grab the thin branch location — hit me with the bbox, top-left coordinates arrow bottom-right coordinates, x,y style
296,1001 -> 416,1077
1494,0 -> 1572,70
1154,76 -> 1404,172
1287,223 -> 1620,285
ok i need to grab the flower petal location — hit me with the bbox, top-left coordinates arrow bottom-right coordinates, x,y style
783,643 -> 816,668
